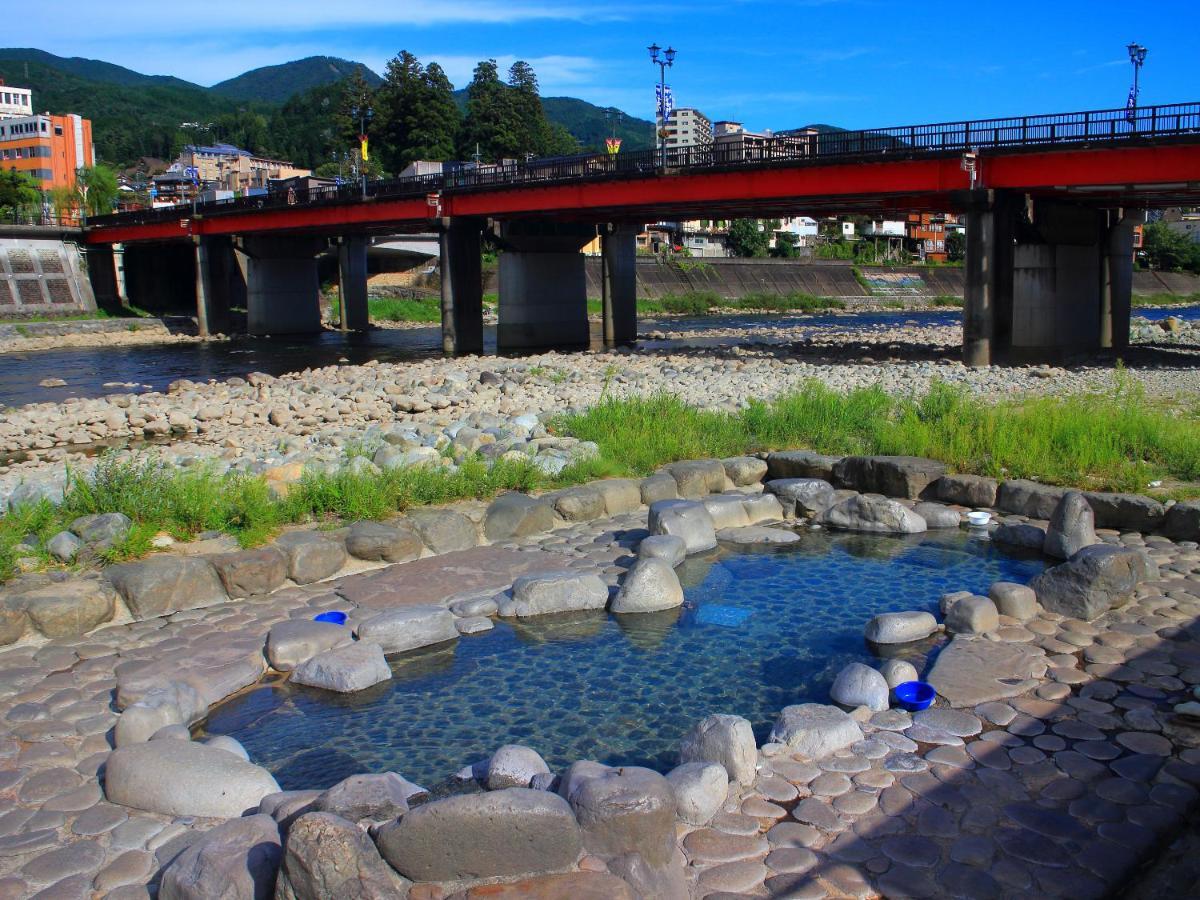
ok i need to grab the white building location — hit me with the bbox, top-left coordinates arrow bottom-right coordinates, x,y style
862,219 -> 907,237
661,108 -> 713,152
0,82 -> 32,121
774,216 -> 819,248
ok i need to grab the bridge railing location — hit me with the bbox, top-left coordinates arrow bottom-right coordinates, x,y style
88,101 -> 1200,229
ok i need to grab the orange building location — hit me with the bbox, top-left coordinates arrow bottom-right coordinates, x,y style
0,87 -> 95,192
906,212 -> 959,263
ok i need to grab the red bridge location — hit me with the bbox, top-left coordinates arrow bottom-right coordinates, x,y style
84,103 -> 1200,364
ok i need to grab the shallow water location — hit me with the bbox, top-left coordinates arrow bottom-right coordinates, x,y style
201,529 -> 1045,792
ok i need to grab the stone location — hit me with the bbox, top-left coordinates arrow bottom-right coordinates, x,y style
989,582 -> 1037,621
272,532 -> 347,584
765,478 -> 835,517
499,571 -> 609,617
1083,491 -> 1166,532
45,531 -> 83,564
487,745 -> 551,790
913,708 -> 982,737
666,761 -> 727,826
275,812 -> 408,900
610,558 -> 684,613
375,788 -> 582,882
993,522 -> 1048,550
864,610 -> 938,645
944,595 -> 1000,635
1030,544 -> 1156,620
159,814 -> 280,900
107,557 -> 227,619
769,704 -> 863,759
1162,501 -> 1200,542
208,547 -> 288,598
926,636 -> 1045,707
936,473 -> 999,508
833,455 -> 946,499
637,534 -> 686,568
638,474 -> 678,505
667,459 -> 726,498
703,495 -> 751,529
464,872 -> 635,900
679,714 -> 757,786
456,616 -> 493,635
1043,491 -> 1099,560
723,456 -> 768,486
766,450 -> 840,481
997,479 -> 1066,519
816,494 -> 927,534
115,695 -> 185,746
742,493 -> 786,524
290,642 -> 391,693
18,579 -> 115,639
104,740 -> 280,818
405,509 -> 478,554
913,502 -> 961,529
71,512 -> 132,548
647,499 -> 717,554
569,767 -> 676,867
266,620 -> 351,672
315,773 -> 424,823
355,606 -> 458,654
344,521 -> 424,563
557,761 -> 612,804
592,479 -> 642,515
830,663 -> 889,711
715,525 -> 800,545
552,486 -> 607,522
879,659 -> 919,689
484,493 -> 557,542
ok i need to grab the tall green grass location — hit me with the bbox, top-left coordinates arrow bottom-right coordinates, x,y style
639,291 -> 846,316
1133,292 -> 1200,307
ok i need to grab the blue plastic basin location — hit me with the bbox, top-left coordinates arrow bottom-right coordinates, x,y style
313,611 -> 347,626
893,680 -> 935,711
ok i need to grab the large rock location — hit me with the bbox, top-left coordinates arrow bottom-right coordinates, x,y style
638,534 -> 687,568
935,474 -> 999,508
830,663 -> 889,711
639,474 -> 679,505
104,740 -> 281,818
1162,501 -> 1200,542
996,479 -> 1065,519
345,521 -> 424,563
715,525 -> 800,545
275,812 -> 409,900
816,494 -> 927,534
483,493 -> 556,542
553,486 -> 607,522
864,610 -> 938,644
499,571 -> 609,617
355,606 -> 458,654
568,766 -> 677,867
593,478 -> 643,516
610,559 -> 684,614
666,762 -> 727,826
487,745 -> 552,790
766,450 -> 840,481
832,456 -> 946,499
1029,544 -> 1157,620
405,508 -> 479,553
462,872 -> 636,899
266,620 -> 352,672
647,499 -> 717,553
667,460 -> 726,499
989,582 -> 1038,621
679,714 -> 757,786
375,788 -> 583,882
45,530 -> 83,563
273,532 -> 347,584
115,693 -> 186,746
70,512 -> 131,549
159,814 -> 281,900
315,773 -> 425,823
107,557 -> 227,618
944,595 -> 999,635
557,761 -> 613,804
912,502 -> 961,529
1082,491 -> 1166,532
879,658 -> 919,689
742,493 -> 785,525
702,495 -> 751,529
1043,491 -> 1099,560
768,704 -> 863,759
209,547 -> 288,598
722,456 -> 768,486
290,642 -> 391,693
927,636 -> 1046,707
992,521 -> 1047,550
766,478 -> 836,518
18,578 -> 116,638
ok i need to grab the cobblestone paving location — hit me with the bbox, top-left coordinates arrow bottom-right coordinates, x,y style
0,510 -> 1196,898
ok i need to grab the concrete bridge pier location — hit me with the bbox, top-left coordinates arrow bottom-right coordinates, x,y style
601,224 -> 638,346
194,236 -> 243,336
337,236 -> 370,332
495,221 -> 596,352
237,235 -> 326,335
85,244 -> 124,311
439,218 -> 485,356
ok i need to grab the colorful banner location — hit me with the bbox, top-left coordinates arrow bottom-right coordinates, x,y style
360,136 -> 369,162
605,138 -> 622,155
655,84 -> 674,121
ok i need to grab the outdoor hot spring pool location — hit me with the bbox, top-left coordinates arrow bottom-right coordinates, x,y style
200,530 -> 1046,791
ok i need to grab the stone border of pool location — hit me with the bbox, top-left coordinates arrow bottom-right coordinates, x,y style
0,453 -> 1198,898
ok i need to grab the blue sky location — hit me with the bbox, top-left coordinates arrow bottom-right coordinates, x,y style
23,0 -> 1199,131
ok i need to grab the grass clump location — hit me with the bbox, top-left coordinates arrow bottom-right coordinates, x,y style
368,297 -> 442,323
1133,292 -> 1200,307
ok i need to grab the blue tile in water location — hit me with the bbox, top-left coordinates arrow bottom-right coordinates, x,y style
695,605 -> 753,627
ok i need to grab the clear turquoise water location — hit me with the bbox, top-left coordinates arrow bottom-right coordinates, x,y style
202,530 -> 1045,791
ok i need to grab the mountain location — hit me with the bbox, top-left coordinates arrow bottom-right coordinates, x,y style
451,89 -> 654,153
0,47 -> 201,90
212,56 -> 382,104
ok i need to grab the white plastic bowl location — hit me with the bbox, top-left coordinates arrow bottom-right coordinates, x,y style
966,511 -> 992,527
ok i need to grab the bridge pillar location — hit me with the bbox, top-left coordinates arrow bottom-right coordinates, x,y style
238,235 -> 325,335
84,244 -> 124,312
601,224 -> 638,346
962,190 -> 1015,367
439,218 -> 485,356
338,236 -> 370,332
193,236 -> 240,337
496,221 -> 595,352
1101,210 -> 1143,352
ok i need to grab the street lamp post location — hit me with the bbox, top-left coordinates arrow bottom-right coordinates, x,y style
351,105 -> 374,200
1126,42 -> 1147,127
647,43 -> 676,169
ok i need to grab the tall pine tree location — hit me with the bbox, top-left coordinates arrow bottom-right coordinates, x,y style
457,60 -> 520,161
374,52 -> 460,173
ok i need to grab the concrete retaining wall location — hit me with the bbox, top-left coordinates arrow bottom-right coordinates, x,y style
0,237 -> 96,318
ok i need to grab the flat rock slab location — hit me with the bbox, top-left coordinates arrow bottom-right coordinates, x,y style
926,636 -> 1045,707
335,546 -> 578,609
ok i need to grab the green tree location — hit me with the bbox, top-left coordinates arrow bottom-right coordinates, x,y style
728,219 -> 776,258
1142,221 -> 1200,274
457,60 -> 520,161
375,52 -> 460,173
77,165 -> 119,216
771,230 -> 801,258
0,169 -> 41,213
945,230 -> 966,263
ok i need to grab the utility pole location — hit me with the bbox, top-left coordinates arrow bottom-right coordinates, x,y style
1126,42 -> 1147,127
648,44 -> 676,169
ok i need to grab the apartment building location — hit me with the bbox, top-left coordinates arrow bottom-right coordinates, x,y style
0,111 -> 94,191
660,108 -> 713,152
156,144 -> 311,200
0,81 -> 33,120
